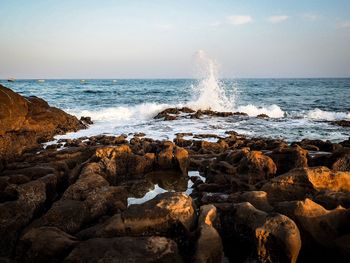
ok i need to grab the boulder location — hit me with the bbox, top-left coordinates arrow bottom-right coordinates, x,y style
275,198 -> 350,261
0,180 -> 47,257
237,150 -> 277,184
262,167 -> 350,204
17,227 -> 78,263
0,84 -> 86,160
218,202 -> 301,263
193,205 -> 223,263
269,145 -> 308,175
77,192 -> 195,238
64,236 -> 183,263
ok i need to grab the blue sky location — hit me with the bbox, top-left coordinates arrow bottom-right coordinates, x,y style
0,0 -> 350,78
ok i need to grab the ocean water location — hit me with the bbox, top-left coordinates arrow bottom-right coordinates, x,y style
2,77 -> 349,143
1,50 -> 350,144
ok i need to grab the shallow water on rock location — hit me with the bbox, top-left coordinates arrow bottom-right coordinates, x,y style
127,171 -> 206,206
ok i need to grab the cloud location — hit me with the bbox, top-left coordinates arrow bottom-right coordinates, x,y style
339,21 -> 350,28
268,15 -> 289,24
227,15 -> 253,26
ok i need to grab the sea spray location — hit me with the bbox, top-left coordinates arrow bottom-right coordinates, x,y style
188,50 -> 236,111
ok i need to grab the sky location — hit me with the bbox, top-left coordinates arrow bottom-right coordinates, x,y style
0,0 -> 350,78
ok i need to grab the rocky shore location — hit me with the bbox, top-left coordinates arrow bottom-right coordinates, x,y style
1,85 -> 350,263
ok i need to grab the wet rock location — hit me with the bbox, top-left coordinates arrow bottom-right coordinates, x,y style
268,145 -> 308,175
80,116 -> 93,125
194,205 -> 223,263
77,192 -> 195,238
262,166 -> 350,204
257,113 -> 269,118
64,236 -> 183,263
331,120 -> 350,127
17,227 -> 78,263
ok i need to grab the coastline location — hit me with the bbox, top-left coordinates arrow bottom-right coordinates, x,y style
1,85 -> 350,262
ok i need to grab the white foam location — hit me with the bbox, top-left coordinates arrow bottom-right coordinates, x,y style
67,103 -> 171,123
306,108 -> 350,121
236,104 -> 285,118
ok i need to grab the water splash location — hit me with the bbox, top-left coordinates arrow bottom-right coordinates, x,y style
188,50 -> 235,111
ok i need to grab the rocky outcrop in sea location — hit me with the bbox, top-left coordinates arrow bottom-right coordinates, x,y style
0,85 -> 350,263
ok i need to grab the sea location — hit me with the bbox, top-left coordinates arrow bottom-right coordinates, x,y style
2,76 -> 349,144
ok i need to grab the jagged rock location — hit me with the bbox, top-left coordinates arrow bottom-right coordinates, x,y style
262,166 -> 350,204
193,205 -> 223,263
0,85 -> 86,161
64,236 -> 183,263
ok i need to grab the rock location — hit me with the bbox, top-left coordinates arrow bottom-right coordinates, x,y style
199,140 -> 229,153
218,202 -> 301,263
268,145 -> 308,175
157,141 -> 175,169
313,190 -> 350,209
330,148 -> 350,171
174,147 -> 189,176
0,85 -> 86,161
293,139 -> 335,152
64,236 -> 183,263
262,167 -> 350,204
229,191 -> 273,212
257,113 -> 269,118
77,192 -> 195,238
331,120 -> 350,127
17,227 -> 78,262
237,150 -> 277,184
80,116 -> 93,125
0,180 -> 47,257
275,198 -> 350,261
193,205 -> 223,263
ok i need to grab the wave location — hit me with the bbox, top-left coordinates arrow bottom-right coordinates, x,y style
237,104 -> 285,118
306,108 -> 350,121
67,103 -> 172,123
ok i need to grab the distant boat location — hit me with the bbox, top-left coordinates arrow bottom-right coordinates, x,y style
37,79 -> 45,83
112,80 -> 117,83
7,78 -> 15,82
80,79 -> 86,83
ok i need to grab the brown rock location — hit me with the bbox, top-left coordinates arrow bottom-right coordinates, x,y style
64,236 -> 183,263
275,198 -> 350,261
237,150 -> 277,184
262,167 -> 350,204
218,202 -> 301,263
194,205 -> 223,263
77,192 -> 195,238
0,180 -> 47,256
174,147 -> 189,176
0,85 -> 86,161
17,227 -> 78,262
269,145 -> 308,175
